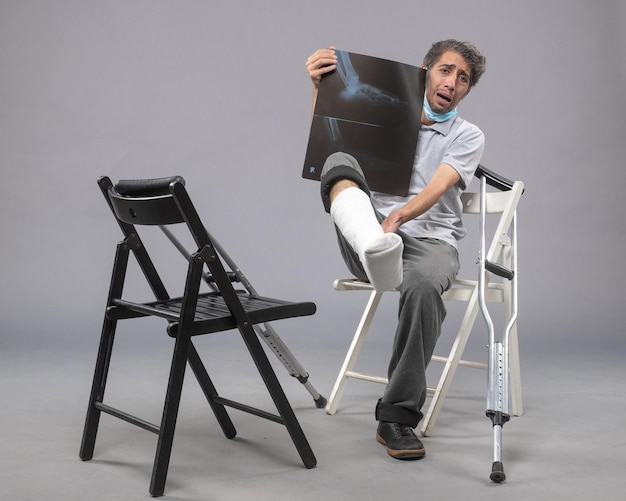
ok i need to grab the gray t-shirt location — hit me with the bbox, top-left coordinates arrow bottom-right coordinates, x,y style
371,115 -> 485,249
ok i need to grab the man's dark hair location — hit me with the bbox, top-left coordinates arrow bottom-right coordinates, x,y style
422,39 -> 486,87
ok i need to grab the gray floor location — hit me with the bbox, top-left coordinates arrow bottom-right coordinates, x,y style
2,321 -> 624,501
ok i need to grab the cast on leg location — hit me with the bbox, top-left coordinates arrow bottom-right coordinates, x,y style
330,187 -> 403,291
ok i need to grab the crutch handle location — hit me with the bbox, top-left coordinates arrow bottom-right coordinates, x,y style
485,260 -> 514,280
475,165 -> 515,192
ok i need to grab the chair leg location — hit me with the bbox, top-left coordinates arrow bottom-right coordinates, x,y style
79,317 -> 117,460
502,232 -> 523,417
420,291 -> 481,437
81,242 -> 129,460
507,323 -> 523,416
149,333 -> 193,497
239,324 -> 317,469
186,342 -> 237,438
325,290 -> 383,415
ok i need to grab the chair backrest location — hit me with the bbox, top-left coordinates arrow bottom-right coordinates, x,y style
103,175 -> 208,241
98,175 -> 237,305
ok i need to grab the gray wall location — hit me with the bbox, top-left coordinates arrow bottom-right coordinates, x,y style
1,0 -> 625,355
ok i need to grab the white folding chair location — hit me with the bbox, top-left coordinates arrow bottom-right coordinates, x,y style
324,166 -> 524,438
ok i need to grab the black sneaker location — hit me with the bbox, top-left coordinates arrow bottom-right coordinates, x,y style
376,421 -> 425,460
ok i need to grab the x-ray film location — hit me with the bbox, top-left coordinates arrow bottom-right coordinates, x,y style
302,50 -> 426,196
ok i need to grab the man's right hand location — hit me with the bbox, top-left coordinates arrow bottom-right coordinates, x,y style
305,46 -> 337,88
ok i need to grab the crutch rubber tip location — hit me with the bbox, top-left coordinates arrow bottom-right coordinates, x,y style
314,395 -> 327,408
490,461 -> 506,483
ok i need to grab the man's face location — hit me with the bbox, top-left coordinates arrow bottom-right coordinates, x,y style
423,50 -> 472,115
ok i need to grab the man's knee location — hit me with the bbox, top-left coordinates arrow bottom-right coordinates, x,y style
402,266 -> 450,298
400,239 -> 459,295
320,152 -> 370,213
320,152 -> 362,179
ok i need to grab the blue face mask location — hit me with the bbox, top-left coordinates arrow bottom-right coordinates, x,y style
423,97 -> 457,123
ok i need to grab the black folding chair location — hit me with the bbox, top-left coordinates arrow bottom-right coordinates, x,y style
79,176 -> 317,497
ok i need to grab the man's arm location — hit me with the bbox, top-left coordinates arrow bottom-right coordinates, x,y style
381,163 -> 461,233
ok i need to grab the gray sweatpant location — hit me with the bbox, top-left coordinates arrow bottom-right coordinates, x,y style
321,152 -> 459,428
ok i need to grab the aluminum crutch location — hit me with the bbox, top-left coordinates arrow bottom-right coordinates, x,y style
160,225 -> 327,409
477,173 -> 518,483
